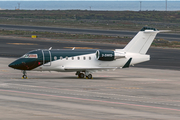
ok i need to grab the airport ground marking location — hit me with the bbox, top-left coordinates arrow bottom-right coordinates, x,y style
7,43 -> 38,45
0,70 -> 8,72
0,88 -> 180,112
64,47 -> 98,49
1,84 -> 180,107
107,87 -> 142,90
4,83 -> 180,103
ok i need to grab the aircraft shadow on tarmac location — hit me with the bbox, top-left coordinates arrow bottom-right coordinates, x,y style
12,76 -> 137,81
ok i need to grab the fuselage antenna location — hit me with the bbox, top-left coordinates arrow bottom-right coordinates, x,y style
49,47 -> 52,50
72,47 -> 75,50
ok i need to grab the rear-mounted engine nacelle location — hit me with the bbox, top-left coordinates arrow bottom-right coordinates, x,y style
96,50 -> 125,61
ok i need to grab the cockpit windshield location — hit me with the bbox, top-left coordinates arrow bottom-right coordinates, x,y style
22,54 -> 38,58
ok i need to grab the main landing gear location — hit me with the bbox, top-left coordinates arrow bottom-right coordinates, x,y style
22,70 -> 27,79
76,71 -> 93,79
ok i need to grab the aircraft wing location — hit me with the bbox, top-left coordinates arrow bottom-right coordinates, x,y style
64,66 -> 118,71
63,58 -> 132,71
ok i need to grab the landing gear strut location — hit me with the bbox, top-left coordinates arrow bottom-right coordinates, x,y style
76,71 -> 93,79
22,70 -> 27,79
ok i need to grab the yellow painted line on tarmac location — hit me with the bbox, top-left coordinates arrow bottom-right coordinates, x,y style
1,54 -> 16,57
107,87 -> 143,90
106,87 -> 120,90
64,47 -> 98,49
11,78 -> 41,80
122,87 -> 143,89
7,43 -> 38,45
0,70 -> 8,72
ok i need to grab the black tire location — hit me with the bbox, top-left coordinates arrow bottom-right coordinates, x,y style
78,73 -> 84,78
22,75 -> 27,79
87,74 -> 92,79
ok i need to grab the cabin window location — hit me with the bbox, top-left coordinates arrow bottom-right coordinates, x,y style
89,57 -> 91,60
83,56 -> 86,60
78,57 -> 80,60
60,56 -> 63,60
66,56 -> 68,60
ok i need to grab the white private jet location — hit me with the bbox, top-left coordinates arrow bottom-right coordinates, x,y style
9,27 -> 163,79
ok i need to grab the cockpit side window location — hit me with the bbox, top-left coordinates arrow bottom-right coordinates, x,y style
22,54 -> 38,58
22,54 -> 29,58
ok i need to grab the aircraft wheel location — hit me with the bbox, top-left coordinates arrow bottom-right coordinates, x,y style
78,73 -> 84,78
22,75 -> 27,79
86,74 -> 93,79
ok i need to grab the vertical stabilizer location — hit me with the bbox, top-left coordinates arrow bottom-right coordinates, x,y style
124,27 -> 160,54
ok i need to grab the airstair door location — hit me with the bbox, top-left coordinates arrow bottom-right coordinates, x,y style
42,50 -> 51,66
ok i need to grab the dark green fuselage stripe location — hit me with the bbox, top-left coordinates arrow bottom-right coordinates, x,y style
12,49 -> 98,70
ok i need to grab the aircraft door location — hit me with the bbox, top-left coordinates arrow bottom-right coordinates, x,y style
42,50 -> 51,66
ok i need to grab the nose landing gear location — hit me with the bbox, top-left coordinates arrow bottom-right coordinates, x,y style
22,70 -> 27,79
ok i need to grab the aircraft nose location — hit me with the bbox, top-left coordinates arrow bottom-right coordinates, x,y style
8,60 -> 23,69
8,63 -> 15,68
8,62 -> 19,69
8,59 -> 30,70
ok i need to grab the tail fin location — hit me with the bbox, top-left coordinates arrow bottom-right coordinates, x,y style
124,27 -> 160,54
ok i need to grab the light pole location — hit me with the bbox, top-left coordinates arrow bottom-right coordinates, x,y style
140,1 -> 142,11
166,0 -> 167,11
18,3 -> 20,9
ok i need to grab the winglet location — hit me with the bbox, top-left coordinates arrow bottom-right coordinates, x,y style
122,58 -> 132,68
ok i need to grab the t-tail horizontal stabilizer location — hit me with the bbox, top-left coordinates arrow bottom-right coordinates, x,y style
122,58 -> 132,68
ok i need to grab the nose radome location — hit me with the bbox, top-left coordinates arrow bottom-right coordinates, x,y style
8,59 -> 28,70
8,62 -> 16,68
8,60 -> 22,69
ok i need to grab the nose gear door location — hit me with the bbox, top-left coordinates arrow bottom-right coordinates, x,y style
42,50 -> 51,66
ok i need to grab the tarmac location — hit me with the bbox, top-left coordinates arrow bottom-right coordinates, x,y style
0,24 -> 180,41
0,29 -> 180,119
0,57 -> 180,120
